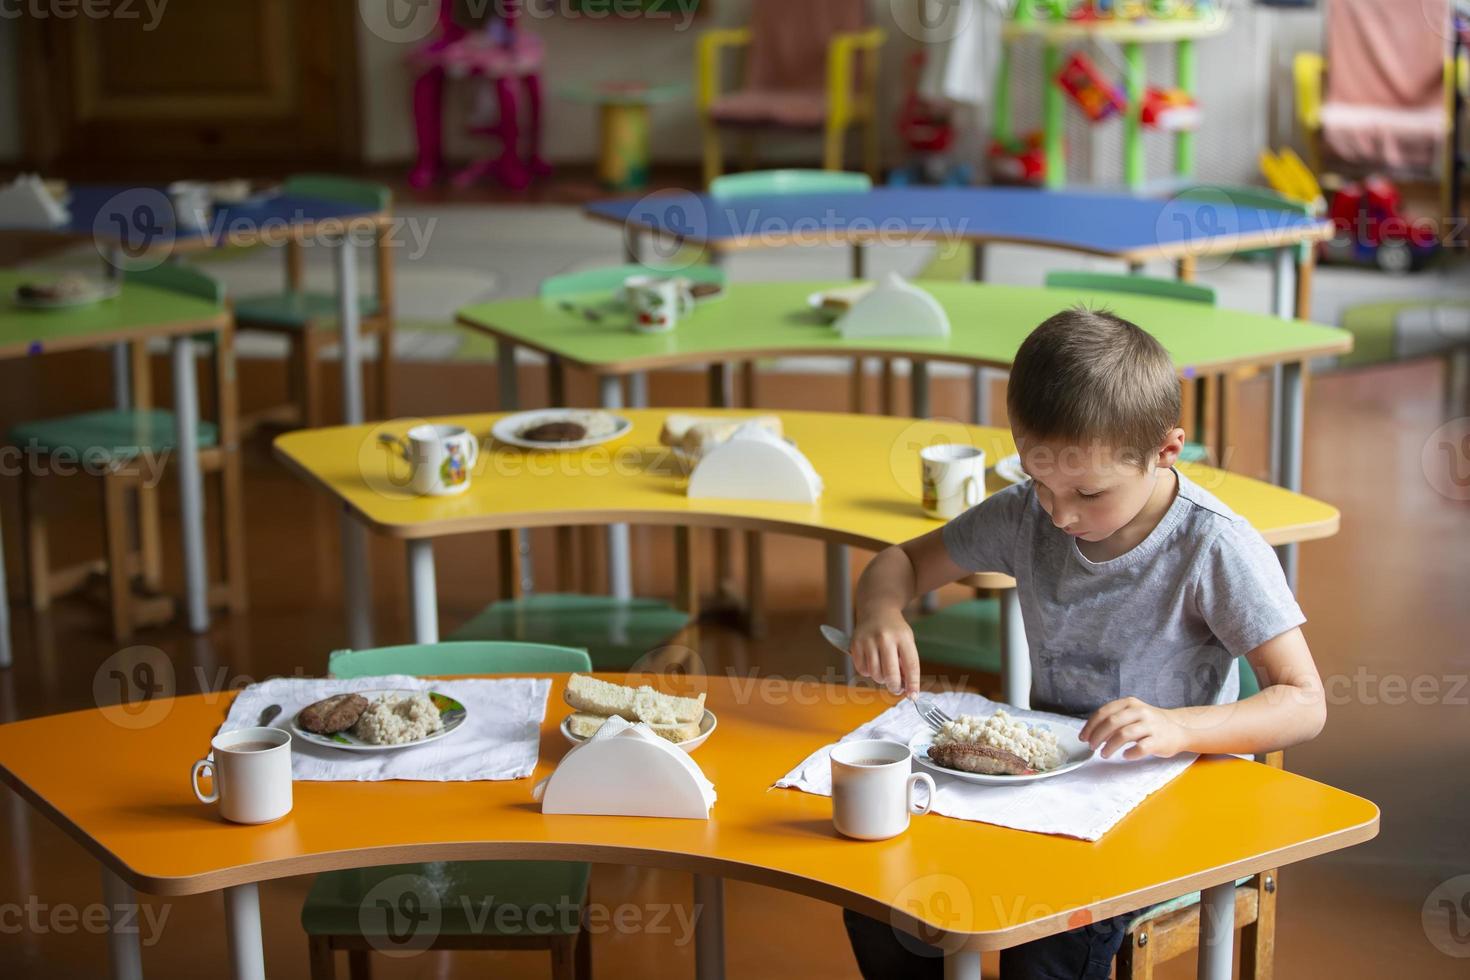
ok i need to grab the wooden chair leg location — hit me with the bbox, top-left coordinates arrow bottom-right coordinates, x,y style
19,469 -> 51,611
575,918 -> 593,980
675,525 -> 699,621
374,319 -> 394,421
135,480 -> 164,593
848,359 -> 865,414
1241,871 -> 1278,980
740,360 -> 757,408
298,330 -> 324,429
879,359 -> 895,416
702,122 -> 724,188
102,472 -> 135,642
219,450 -> 249,614
743,531 -> 765,639
1201,375 -> 1221,463
823,119 -> 846,171
306,935 -> 337,980
1116,925 -> 1156,980
346,948 -> 371,980
550,933 -> 578,980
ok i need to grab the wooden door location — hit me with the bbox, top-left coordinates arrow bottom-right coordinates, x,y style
19,0 -> 361,178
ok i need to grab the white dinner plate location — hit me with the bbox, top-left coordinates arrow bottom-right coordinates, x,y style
993,453 -> 1027,486
12,281 -> 120,310
908,726 -> 1093,785
491,409 -> 633,452
290,689 -> 467,753
560,709 -> 717,754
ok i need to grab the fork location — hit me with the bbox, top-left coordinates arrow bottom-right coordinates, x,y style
912,697 -> 954,734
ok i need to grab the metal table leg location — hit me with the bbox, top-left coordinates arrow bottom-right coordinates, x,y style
944,949 -> 982,980
1197,881 -> 1236,980
102,866 -> 143,980
1274,361 -> 1305,590
224,882 -> 266,980
498,339 -> 534,595
341,507 -> 374,651
967,243 -> 992,426
333,235 -> 365,426
1000,589 -> 1030,708
171,337 -> 209,633
407,539 -> 439,644
825,544 -> 854,682
598,375 -> 633,601
693,874 -> 726,980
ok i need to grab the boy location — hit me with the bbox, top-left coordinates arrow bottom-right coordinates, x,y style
842,309 -> 1327,979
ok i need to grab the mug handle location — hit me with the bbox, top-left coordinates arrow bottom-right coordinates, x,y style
963,475 -> 983,508
464,434 -> 480,469
907,772 -> 936,816
191,758 -> 219,804
377,432 -> 410,463
675,280 -> 696,317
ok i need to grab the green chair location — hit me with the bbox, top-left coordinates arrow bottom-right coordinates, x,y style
709,168 -> 872,199
1117,656 -> 1279,980
303,641 -> 593,980
1042,269 -> 1216,465
234,174 -> 394,429
10,264 -> 246,640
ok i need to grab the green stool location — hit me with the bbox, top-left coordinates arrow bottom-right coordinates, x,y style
302,642 -> 593,980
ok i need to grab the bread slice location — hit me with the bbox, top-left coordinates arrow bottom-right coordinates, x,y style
658,414 -> 783,455
566,711 -> 702,744
563,673 -> 705,725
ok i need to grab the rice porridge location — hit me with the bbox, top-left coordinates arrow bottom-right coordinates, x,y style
352,693 -> 444,745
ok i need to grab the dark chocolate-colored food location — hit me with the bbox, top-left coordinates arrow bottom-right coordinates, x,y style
298,694 -> 369,735
521,421 -> 588,443
927,741 -> 1037,776
690,282 -> 722,299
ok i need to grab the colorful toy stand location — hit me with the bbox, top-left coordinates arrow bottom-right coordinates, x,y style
559,81 -> 688,191
407,0 -> 549,192
994,0 -> 1229,189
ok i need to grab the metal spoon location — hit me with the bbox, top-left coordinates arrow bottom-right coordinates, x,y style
819,624 -> 851,655
258,704 -> 282,727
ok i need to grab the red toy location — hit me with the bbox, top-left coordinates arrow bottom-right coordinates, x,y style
989,133 -> 1048,185
1141,87 -> 1200,131
1056,52 -> 1126,123
1322,175 -> 1439,274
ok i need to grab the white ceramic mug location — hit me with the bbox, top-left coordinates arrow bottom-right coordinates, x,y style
191,727 -> 293,825
167,180 -> 212,232
920,444 -> 986,520
625,275 -> 694,334
830,739 -> 936,841
383,424 -> 480,496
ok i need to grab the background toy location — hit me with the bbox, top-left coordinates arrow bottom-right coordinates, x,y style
1057,52 -> 1126,122
888,51 -> 976,187
1322,175 -> 1440,274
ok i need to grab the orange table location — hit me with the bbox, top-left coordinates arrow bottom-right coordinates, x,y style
0,674 -> 1378,980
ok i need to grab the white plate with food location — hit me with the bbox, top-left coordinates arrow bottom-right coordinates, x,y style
289,689 -> 467,752
491,409 -> 632,451
908,710 -> 1093,785
560,708 -> 717,754
993,453 -> 1027,486
12,276 -> 120,310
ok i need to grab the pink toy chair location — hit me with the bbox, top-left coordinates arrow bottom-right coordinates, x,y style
408,0 -> 550,191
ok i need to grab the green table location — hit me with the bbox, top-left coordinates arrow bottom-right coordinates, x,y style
457,279 -> 1353,588
0,271 -> 233,665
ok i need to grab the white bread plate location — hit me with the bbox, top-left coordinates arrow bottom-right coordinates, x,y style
560,709 -> 717,754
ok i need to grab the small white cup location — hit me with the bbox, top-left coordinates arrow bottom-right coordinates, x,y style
625,275 -> 694,334
830,739 -> 936,841
384,424 -> 480,496
920,444 -> 986,520
191,727 -> 293,825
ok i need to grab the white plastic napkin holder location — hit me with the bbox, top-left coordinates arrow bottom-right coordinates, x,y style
0,175 -> 69,229
835,272 -> 950,339
687,426 -> 822,503
536,727 -> 714,820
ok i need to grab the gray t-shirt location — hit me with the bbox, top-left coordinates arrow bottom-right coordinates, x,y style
941,469 -> 1304,716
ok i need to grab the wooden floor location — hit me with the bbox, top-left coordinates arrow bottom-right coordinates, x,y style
0,350 -> 1466,979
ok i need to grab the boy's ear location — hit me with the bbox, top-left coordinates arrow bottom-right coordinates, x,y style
1156,427 -> 1186,468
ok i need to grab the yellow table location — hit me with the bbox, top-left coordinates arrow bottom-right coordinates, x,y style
275,409 -> 1339,700
0,674 -> 1379,980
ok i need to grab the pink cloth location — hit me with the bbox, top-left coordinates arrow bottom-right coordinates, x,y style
1322,0 -> 1450,171
709,89 -> 830,128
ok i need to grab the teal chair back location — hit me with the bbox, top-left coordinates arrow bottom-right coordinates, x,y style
284,174 -> 392,212
710,169 -> 872,199
1177,184 -> 1314,261
1044,270 -> 1218,306
328,641 -> 591,679
129,263 -> 226,306
540,263 -> 726,299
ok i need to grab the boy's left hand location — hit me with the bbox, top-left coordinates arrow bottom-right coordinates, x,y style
1080,697 -> 1191,760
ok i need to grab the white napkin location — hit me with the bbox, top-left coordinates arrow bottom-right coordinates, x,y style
774,691 -> 1196,841
729,421 -> 824,496
0,175 -> 69,229
220,675 -> 551,782
533,715 -> 717,810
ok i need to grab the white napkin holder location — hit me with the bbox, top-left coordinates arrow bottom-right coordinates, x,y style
687,423 -> 822,503
0,175 -> 70,229
536,719 -> 714,820
835,272 -> 950,339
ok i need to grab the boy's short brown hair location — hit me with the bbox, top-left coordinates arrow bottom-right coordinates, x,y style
1006,307 -> 1180,465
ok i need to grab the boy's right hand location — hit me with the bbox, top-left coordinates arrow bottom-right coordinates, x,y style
850,610 -> 921,696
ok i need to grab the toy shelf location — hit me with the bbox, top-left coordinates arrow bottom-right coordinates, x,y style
995,13 -> 1231,190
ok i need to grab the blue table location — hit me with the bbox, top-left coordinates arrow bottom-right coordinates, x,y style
1,185 -> 388,645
